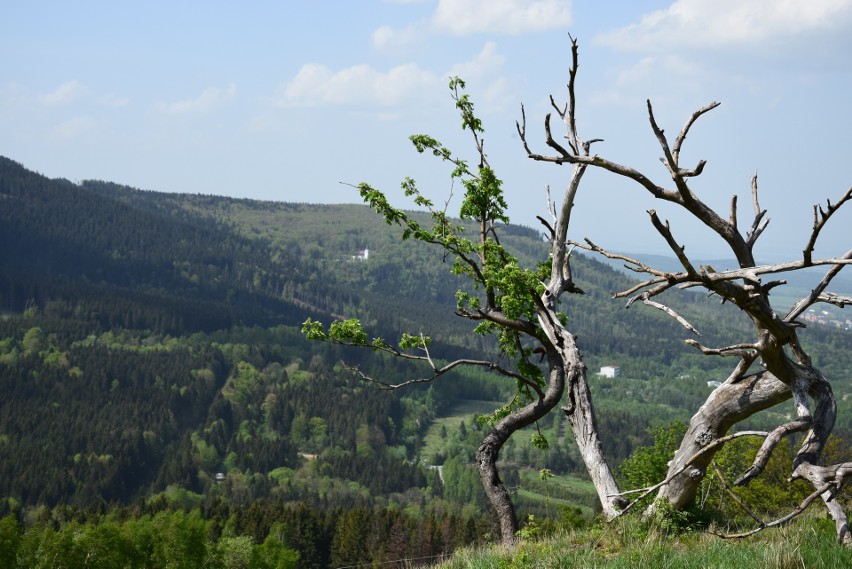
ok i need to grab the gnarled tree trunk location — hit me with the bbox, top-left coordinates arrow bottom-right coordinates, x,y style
653,371 -> 790,510
518,36 -> 852,544
475,357 -> 566,545
538,305 -> 626,518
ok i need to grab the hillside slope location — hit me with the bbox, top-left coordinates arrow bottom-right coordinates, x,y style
1,154 -> 850,514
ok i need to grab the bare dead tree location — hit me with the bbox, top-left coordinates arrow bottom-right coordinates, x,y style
518,39 -> 852,544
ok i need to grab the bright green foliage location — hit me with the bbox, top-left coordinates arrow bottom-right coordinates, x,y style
399,332 -> 430,350
710,434 -> 819,521
302,77 -> 550,420
618,421 -> 837,528
230,361 -> 265,406
7,510 -> 300,569
254,523 -> 300,569
328,319 -> 368,345
22,326 -> 44,356
531,432 -> 550,450
301,319 -> 327,341
0,514 -> 20,568
302,318 -> 431,354
619,421 -> 687,489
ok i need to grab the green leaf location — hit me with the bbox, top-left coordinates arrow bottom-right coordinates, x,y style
301,319 -> 327,341
328,319 -> 368,345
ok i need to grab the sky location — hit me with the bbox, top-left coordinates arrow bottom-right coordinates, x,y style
2,0 -> 851,261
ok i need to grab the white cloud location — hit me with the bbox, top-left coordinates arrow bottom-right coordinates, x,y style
38,80 -> 87,107
0,82 -> 28,107
588,55 -> 706,109
432,0 -> 572,36
371,23 -> 423,52
278,39 -> 511,110
449,41 -> 505,80
597,0 -> 852,52
372,0 -> 572,50
49,116 -> 94,140
278,62 -> 437,107
445,43 -> 512,111
158,84 -> 237,115
100,93 -> 130,108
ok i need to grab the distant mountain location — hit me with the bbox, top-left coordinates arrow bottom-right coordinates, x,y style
3,153 -> 846,367
1,155 -> 850,514
601,251 -> 852,320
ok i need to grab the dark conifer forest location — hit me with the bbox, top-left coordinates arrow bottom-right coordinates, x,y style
1,156 -> 850,566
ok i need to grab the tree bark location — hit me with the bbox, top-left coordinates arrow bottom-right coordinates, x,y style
537,299 -> 627,518
653,371 -> 790,510
475,360 -> 566,545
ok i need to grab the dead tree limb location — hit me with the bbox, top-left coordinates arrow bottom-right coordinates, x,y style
519,47 -> 851,543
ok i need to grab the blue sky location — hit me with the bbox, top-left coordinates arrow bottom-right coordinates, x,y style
2,1 -> 850,260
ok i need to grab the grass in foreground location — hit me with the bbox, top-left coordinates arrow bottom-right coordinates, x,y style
434,514 -> 851,569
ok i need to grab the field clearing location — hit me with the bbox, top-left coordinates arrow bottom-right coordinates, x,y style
518,469 -> 600,515
421,399 -> 504,461
422,399 -> 601,518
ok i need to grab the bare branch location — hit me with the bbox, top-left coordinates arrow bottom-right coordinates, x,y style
565,35 -> 580,151
734,417 -> 812,486
516,104 -> 530,155
725,352 -> 759,384
820,291 -> 852,308
646,100 -> 678,177
745,174 -> 769,250
631,293 -> 701,335
549,94 -> 568,121
751,173 -> 761,216
647,210 -> 698,276
786,249 -> 852,321
577,239 -> 670,279
543,113 -> 572,160
729,194 -> 737,230
684,339 -> 758,358
712,462 -> 765,527
803,187 -> 852,264
341,354 -> 534,391
672,101 -> 722,163
642,256 -> 851,295
793,462 -> 852,491
708,482 -> 835,540
536,215 -> 555,241
545,184 -> 558,224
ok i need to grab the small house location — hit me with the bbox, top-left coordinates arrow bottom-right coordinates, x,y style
599,365 -> 621,378
352,247 -> 369,261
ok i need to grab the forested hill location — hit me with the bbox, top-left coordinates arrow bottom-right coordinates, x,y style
1,155 -> 851,566
0,156 -> 313,334
0,153 -> 718,361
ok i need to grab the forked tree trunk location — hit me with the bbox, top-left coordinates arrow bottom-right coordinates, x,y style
655,365 -> 852,546
653,371 -> 790,510
475,362 -> 566,545
538,302 -> 627,518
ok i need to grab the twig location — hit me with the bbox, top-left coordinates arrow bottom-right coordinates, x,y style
631,293 -> 701,335
610,431 -> 769,518
803,187 -> 852,265
708,482 -> 834,539
712,462 -> 765,527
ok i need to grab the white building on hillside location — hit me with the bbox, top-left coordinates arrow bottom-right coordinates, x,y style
599,365 -> 621,378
